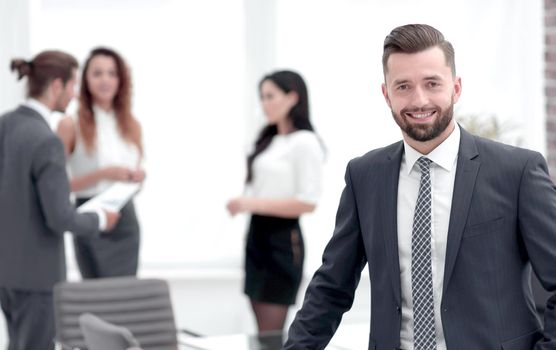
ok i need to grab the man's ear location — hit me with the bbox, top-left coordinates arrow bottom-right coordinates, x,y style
50,78 -> 64,95
452,76 -> 462,103
41,78 -> 63,104
381,83 -> 392,108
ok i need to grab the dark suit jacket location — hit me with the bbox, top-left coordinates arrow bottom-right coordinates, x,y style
0,105 -> 99,291
284,128 -> 556,350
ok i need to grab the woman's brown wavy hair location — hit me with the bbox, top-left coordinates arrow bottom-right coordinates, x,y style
78,47 -> 142,154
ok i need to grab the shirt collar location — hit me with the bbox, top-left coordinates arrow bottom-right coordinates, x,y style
403,123 -> 460,175
24,99 -> 53,126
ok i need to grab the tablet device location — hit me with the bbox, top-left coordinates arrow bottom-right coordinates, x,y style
78,182 -> 141,213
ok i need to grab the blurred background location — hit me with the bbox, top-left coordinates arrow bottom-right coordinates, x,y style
0,0 -> 545,346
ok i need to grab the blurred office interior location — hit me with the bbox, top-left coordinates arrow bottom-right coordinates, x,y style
0,0 -> 545,347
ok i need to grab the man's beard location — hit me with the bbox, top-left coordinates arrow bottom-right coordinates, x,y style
392,102 -> 454,142
53,95 -> 68,113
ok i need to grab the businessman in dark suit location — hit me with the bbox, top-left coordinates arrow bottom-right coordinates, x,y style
0,51 -> 119,350
283,24 -> 556,350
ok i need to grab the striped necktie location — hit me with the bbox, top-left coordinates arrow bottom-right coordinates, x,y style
411,157 -> 436,350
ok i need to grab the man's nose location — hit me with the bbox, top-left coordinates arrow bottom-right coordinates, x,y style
410,86 -> 429,107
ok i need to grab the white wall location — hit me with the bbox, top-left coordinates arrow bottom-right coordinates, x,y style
0,0 -> 30,112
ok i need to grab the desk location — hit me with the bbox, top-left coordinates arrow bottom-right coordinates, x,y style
180,323 -> 368,350
180,332 -> 283,350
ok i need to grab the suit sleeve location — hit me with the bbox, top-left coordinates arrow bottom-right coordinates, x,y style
31,136 -> 99,237
283,161 -> 367,350
518,153 -> 556,348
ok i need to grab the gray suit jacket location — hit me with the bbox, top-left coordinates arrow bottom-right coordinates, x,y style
284,128 -> 556,349
0,105 -> 99,291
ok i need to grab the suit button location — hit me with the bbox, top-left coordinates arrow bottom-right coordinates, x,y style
396,306 -> 401,313
442,308 -> 448,312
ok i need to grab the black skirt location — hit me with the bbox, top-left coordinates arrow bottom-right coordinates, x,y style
244,214 -> 304,305
73,198 -> 140,278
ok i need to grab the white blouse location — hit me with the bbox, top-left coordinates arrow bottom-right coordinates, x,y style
68,105 -> 141,198
248,130 -> 324,204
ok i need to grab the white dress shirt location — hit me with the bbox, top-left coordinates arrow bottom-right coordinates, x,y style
248,130 -> 324,204
68,105 -> 141,198
24,99 -> 55,129
23,99 -> 107,230
398,124 -> 460,350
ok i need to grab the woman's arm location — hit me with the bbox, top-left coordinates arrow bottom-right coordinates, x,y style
130,120 -> 146,183
56,116 -> 76,157
70,167 -> 133,192
226,197 -> 315,218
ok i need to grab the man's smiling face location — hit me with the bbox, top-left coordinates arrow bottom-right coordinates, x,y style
382,46 -> 461,143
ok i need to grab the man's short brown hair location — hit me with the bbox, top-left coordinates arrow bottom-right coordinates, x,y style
382,24 -> 455,76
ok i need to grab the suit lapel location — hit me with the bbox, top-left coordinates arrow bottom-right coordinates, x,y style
380,141 -> 404,303
442,128 -> 480,294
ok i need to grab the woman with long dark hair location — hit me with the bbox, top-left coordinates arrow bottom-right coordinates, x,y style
227,70 -> 324,332
57,47 -> 145,278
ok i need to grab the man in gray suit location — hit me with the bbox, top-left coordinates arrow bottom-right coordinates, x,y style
0,50 -> 119,350
283,24 -> 556,349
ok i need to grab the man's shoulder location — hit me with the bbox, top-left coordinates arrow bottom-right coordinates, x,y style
2,105 -> 37,118
1,105 -> 57,149
2,105 -> 50,131
471,133 -> 540,164
348,140 -> 403,170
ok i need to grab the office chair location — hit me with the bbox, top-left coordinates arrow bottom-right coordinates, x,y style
53,276 -> 200,350
80,313 -> 142,350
